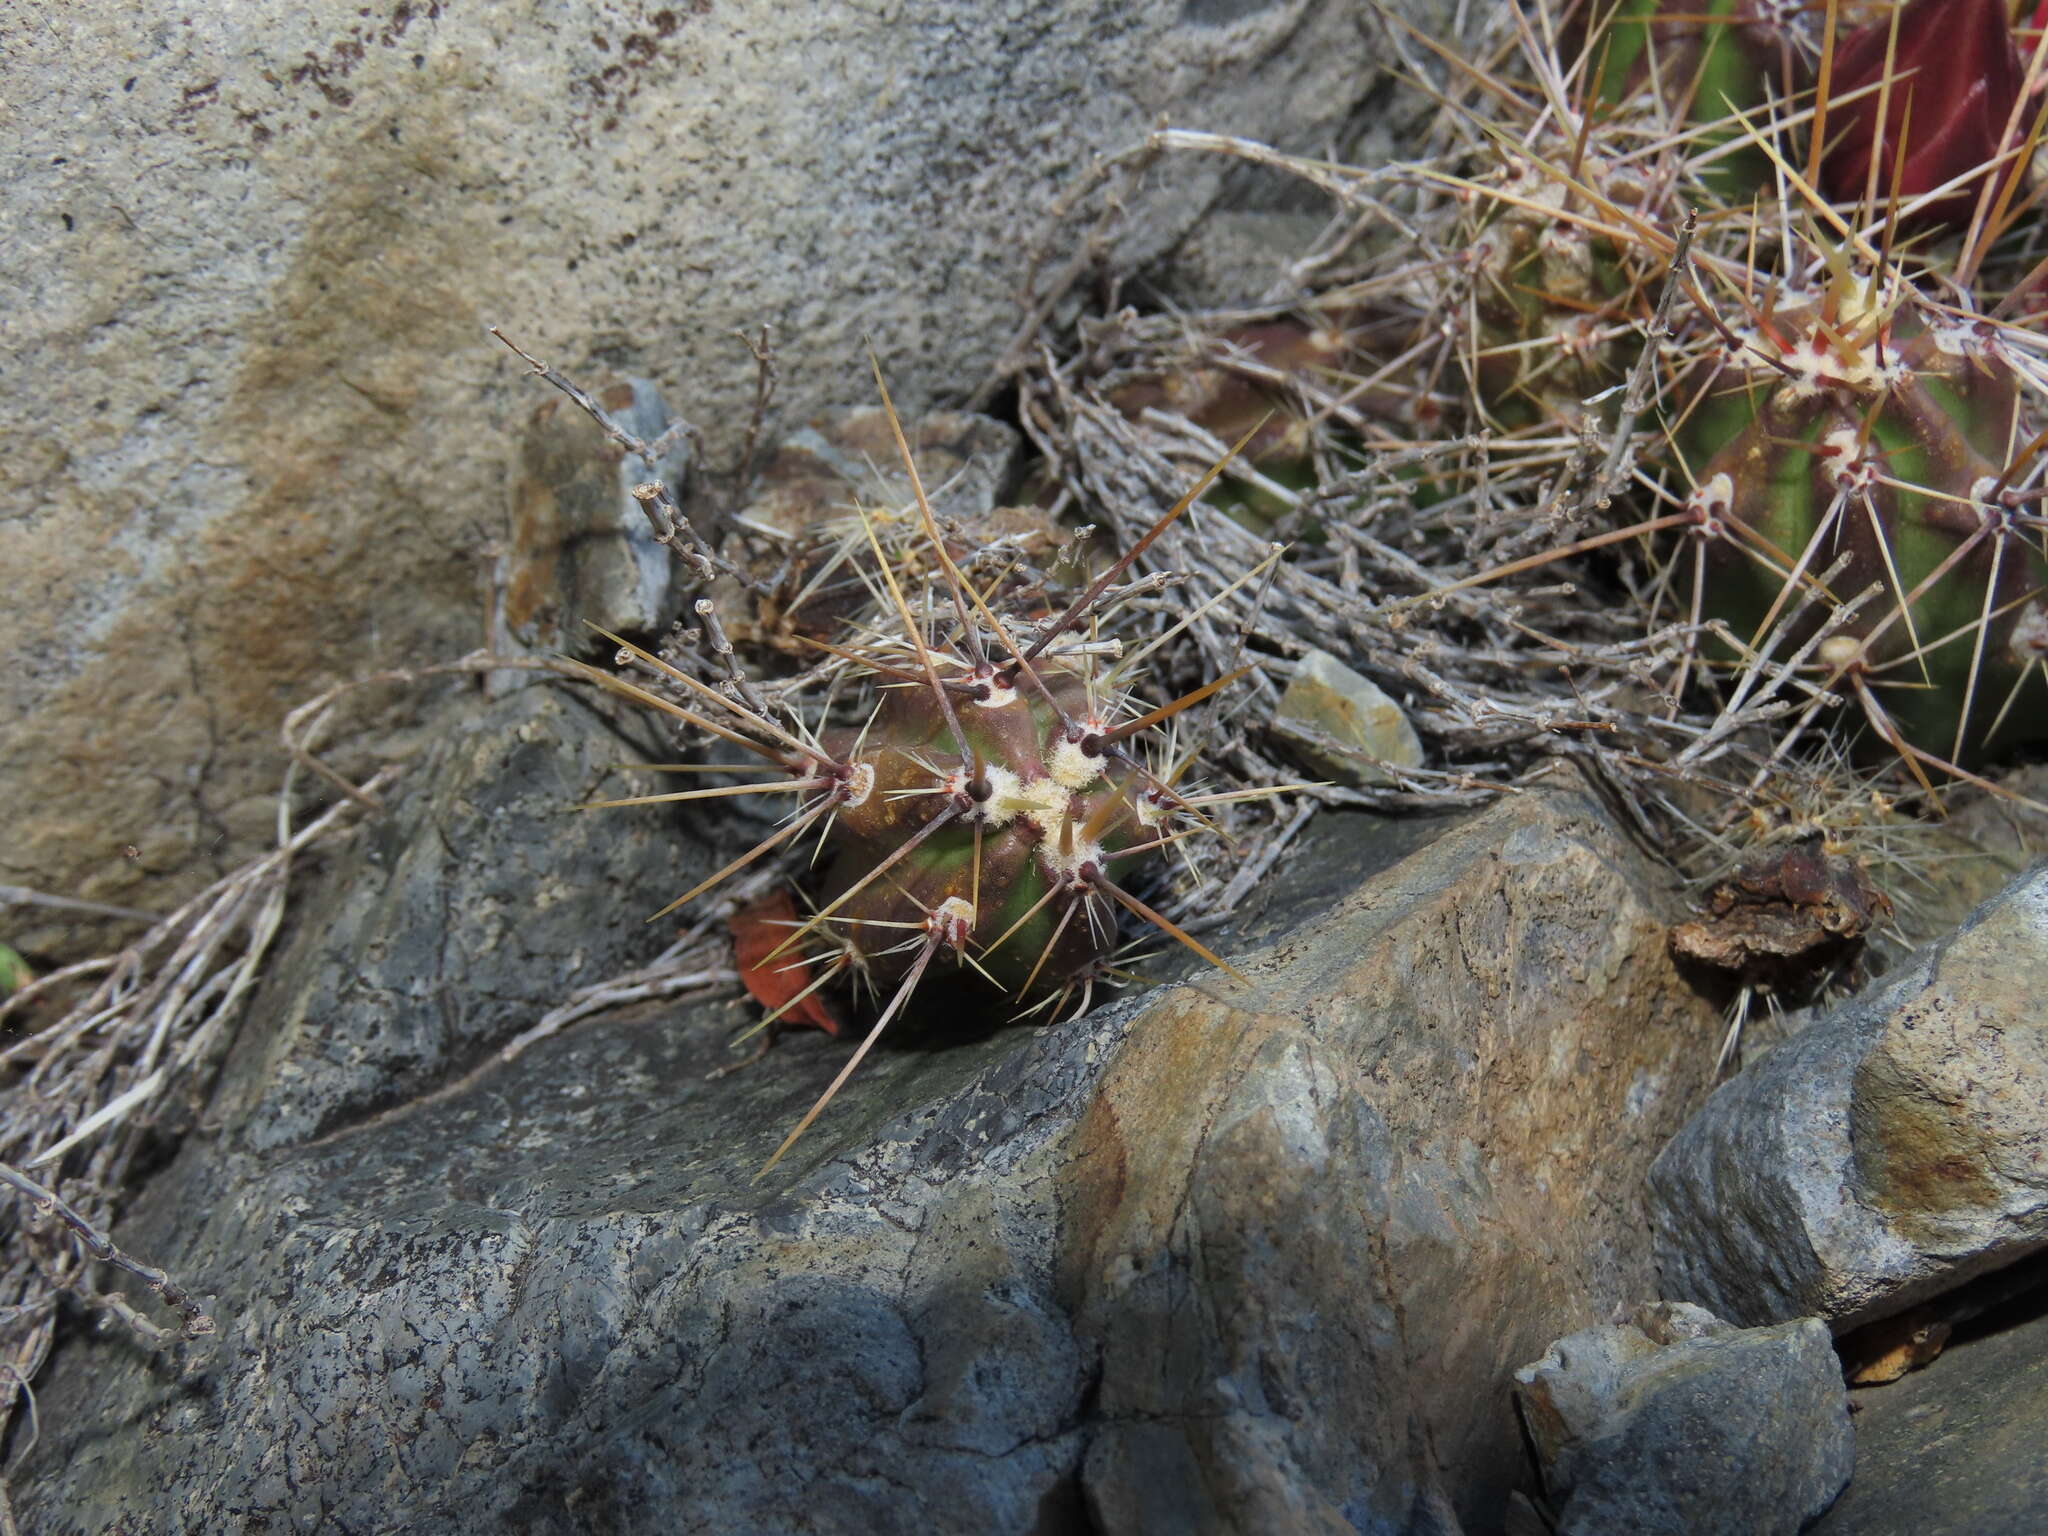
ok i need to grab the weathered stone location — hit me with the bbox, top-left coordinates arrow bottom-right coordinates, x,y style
1515,1306 -> 1852,1536
15,760 -> 1718,1532
496,377 -> 691,657
1813,1259 -> 2048,1535
1648,864 -> 2048,1332
208,681 -> 702,1152
731,407 -> 1021,546
1060,793 -> 1719,1531
1270,646 -> 1425,786
1514,1301 -> 1725,1475
3,0 -> 1415,961
719,406 -> 1041,646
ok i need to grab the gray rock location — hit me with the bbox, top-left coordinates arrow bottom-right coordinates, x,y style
1270,647 -> 1426,787
1515,1306 -> 1852,1536
1812,1262 -> 2048,1535
729,406 -> 1022,547
1648,864 -> 2048,1332
3,0 -> 1420,962
495,377 -> 693,657
1514,1301 -> 1728,1476
210,681 -> 703,1152
15,750 -> 1720,1532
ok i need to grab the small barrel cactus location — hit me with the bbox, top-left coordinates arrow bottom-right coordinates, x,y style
818,663 -> 1171,1001
1459,165 -> 1639,424
1675,255 -> 2048,767
572,377 -> 1258,1173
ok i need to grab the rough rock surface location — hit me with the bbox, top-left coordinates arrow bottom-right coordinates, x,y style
3,0 -> 1418,959
1515,1303 -> 1852,1536
204,682 -> 702,1153
496,377 -> 693,656
15,696 -> 1719,1534
1814,1266 -> 2048,1535
1648,864 -> 2048,1332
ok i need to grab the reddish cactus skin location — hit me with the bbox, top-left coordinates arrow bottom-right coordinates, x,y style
1821,0 -> 2026,229
820,667 -> 1149,1004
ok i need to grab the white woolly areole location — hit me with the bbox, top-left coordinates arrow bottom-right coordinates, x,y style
1739,274 -> 1909,401
975,764 -> 1029,828
840,761 -> 877,808
1819,427 -> 1877,491
1971,476 -> 2006,526
1765,326 -> 1905,400
1048,733 -> 1105,790
971,677 -> 1019,711
1929,315 -> 1994,359
1002,774 -> 1071,834
2008,601 -> 2048,660
1820,633 -> 1867,671
1037,827 -> 1105,888
931,895 -> 976,948
1688,473 -> 1734,528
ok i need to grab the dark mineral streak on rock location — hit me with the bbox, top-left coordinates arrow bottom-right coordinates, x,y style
17,720 -> 1720,1533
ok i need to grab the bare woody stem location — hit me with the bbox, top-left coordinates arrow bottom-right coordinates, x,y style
631,482 -> 718,582
0,1160 -> 213,1337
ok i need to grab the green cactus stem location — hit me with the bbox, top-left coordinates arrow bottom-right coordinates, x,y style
562,370 -> 1265,1177
1676,255 -> 2048,769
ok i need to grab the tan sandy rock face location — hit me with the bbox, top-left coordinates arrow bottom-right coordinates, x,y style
2,0 -> 1398,959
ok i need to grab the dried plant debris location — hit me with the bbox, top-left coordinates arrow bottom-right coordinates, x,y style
0,686 -> 412,1483
1670,831 -> 1892,985
992,0 -> 2048,924
498,345 -> 1315,1175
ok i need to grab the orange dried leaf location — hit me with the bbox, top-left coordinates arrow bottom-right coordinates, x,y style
730,891 -> 845,1037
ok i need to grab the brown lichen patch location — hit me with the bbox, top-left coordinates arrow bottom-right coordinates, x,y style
5,88 -> 506,962
571,2 -> 711,140
1054,992 -> 1283,1307
1852,889 -> 2048,1243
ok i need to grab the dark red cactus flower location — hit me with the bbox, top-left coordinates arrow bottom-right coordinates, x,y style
1821,0 -> 2026,228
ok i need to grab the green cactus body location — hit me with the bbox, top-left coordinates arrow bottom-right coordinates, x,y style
1107,318 -> 1354,529
1593,0 -> 1797,198
817,665 -> 1149,1003
1679,268 -> 2048,762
